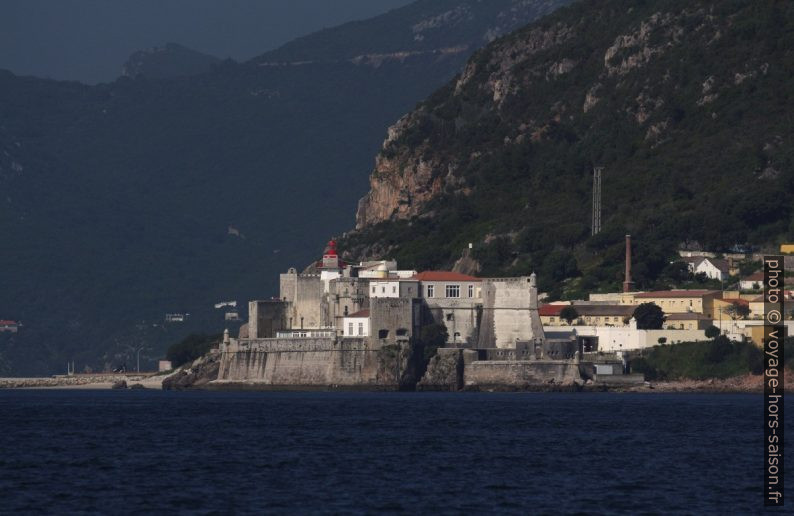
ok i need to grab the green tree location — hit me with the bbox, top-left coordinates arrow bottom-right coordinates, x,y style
632,303 -> 665,330
725,302 -> 751,320
560,306 -> 580,325
657,337 -> 667,345
705,325 -> 721,339
419,323 -> 449,360
166,333 -> 220,368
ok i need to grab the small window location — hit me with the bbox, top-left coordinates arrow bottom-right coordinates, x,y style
378,329 -> 389,339
446,313 -> 454,321
381,286 -> 385,293
372,286 -> 376,294
358,322 -> 364,336
348,323 -> 353,335
468,285 -> 473,298
392,285 -> 396,294
396,328 -> 408,336
427,285 -> 434,298
446,284 -> 460,298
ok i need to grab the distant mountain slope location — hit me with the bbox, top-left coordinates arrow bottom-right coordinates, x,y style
254,0 -> 568,63
122,43 -> 221,79
0,0 -> 570,375
343,0 -> 794,295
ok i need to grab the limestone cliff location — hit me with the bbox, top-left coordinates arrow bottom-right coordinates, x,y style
344,0 -> 794,286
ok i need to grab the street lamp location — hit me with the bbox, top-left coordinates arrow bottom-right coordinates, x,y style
126,344 -> 149,373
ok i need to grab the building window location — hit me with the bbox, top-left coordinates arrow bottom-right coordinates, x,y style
392,285 -> 396,294
348,323 -> 353,335
381,286 -> 385,293
427,285 -> 434,298
550,317 -> 555,323
468,285 -> 473,298
378,329 -> 389,339
446,284 -> 460,298
446,313 -> 454,321
358,322 -> 364,336
372,285 -> 376,294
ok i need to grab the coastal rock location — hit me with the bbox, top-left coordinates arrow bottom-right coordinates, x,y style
417,349 -> 464,391
161,351 -> 221,391
111,380 -> 128,390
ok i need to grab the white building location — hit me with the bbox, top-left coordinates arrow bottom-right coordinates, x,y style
683,257 -> 729,281
739,272 -> 764,291
343,309 -> 370,337
369,278 -> 420,298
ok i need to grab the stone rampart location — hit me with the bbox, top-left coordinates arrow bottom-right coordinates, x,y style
215,337 -> 422,389
464,360 -> 582,390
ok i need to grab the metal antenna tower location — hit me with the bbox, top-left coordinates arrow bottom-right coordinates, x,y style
591,166 -> 603,235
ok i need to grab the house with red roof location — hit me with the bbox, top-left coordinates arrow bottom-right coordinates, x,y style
0,320 -> 19,333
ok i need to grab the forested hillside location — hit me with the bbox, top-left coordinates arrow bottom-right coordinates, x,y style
344,0 -> 794,297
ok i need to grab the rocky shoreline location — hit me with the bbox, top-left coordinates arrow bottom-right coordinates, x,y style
2,369 -> 789,394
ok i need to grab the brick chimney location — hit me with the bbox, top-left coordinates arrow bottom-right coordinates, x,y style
623,234 -> 635,293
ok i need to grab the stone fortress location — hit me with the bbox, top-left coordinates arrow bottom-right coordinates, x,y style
215,241 -> 638,390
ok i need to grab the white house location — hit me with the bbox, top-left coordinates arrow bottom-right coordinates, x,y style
369,278 -> 420,299
343,309 -> 370,337
739,272 -> 764,291
683,257 -> 729,281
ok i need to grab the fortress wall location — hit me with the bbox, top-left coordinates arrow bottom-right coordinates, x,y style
216,337 -> 411,388
464,360 -> 581,389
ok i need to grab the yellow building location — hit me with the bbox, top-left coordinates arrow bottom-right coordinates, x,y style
539,304 -> 637,327
624,290 -> 722,317
663,313 -> 712,330
713,297 -> 752,322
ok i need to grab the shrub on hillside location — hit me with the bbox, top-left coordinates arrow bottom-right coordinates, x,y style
630,338 -> 763,380
166,333 -> 220,368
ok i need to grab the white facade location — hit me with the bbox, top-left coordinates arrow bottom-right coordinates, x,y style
686,257 -> 727,281
559,325 -> 710,351
342,316 -> 370,337
369,280 -> 420,298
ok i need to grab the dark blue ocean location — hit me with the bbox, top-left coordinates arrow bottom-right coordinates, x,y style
0,391 -> 788,514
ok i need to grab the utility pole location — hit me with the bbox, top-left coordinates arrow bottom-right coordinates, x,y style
592,166 -> 603,236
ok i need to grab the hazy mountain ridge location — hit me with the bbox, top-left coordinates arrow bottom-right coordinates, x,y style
342,0 -> 794,294
122,43 -> 221,79
253,0 -> 570,64
0,0 -> 570,375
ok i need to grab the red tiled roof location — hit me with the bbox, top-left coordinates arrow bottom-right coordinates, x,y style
539,304 -> 636,317
634,290 -> 720,298
539,304 -> 565,316
413,271 -> 480,282
743,272 -> 764,281
347,309 -> 370,318
0,320 -> 17,325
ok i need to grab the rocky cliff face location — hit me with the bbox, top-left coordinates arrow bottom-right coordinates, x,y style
345,0 -> 794,286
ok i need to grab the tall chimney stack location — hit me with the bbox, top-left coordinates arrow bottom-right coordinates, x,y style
623,234 -> 635,293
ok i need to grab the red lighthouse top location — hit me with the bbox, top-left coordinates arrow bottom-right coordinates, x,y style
324,239 -> 338,257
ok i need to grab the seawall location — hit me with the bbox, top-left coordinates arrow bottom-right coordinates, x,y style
464,360 -> 583,391
212,338 -> 422,390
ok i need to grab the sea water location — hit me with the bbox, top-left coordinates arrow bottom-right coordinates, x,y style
0,390 -> 786,514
